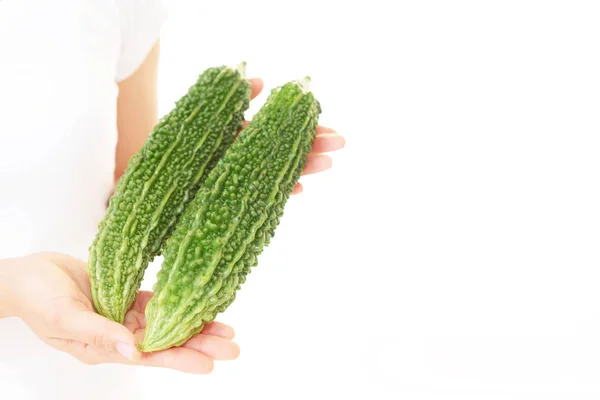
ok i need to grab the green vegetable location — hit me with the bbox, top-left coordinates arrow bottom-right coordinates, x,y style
139,78 -> 320,352
88,64 -> 252,323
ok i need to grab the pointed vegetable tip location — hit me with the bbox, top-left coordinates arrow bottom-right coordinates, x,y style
236,61 -> 247,78
297,76 -> 311,93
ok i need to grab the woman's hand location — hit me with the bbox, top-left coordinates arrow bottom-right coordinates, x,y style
247,78 -> 345,194
0,252 -> 238,374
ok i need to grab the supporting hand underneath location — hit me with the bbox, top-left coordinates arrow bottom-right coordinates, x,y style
0,252 -> 238,374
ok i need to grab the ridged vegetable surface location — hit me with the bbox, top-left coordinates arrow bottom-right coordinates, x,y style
88,64 -> 252,323
140,78 -> 321,352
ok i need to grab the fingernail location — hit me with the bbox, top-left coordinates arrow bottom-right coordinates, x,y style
116,342 -> 135,360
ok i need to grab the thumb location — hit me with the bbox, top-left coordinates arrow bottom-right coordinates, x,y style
60,305 -> 139,361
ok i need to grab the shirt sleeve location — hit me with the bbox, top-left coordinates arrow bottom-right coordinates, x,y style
115,0 -> 168,82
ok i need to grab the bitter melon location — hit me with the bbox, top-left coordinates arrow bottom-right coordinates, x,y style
140,77 -> 320,352
88,64 -> 252,323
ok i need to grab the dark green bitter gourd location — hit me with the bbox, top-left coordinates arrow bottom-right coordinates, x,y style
88,64 -> 252,323
140,78 -> 320,352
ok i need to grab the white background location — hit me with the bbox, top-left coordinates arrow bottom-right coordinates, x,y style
136,0 -> 600,399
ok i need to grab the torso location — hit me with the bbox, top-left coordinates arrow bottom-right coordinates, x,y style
0,1 -> 164,398
0,0 -> 120,261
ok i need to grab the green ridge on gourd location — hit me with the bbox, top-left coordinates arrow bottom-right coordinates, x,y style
88,64 -> 252,323
140,78 -> 320,352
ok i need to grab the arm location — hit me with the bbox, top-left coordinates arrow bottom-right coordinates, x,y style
114,40 -> 161,184
0,258 -> 17,319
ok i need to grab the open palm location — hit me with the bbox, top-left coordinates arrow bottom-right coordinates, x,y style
15,253 -> 238,374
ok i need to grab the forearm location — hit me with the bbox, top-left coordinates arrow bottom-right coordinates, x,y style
0,258 -> 19,319
114,40 -> 160,184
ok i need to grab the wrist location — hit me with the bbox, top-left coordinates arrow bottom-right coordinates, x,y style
0,257 -> 21,319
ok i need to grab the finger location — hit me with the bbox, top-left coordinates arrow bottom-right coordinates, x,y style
132,291 -> 154,313
311,134 -> 345,153
132,327 -> 147,344
50,336 -> 131,367
139,347 -> 214,374
183,334 -> 240,360
123,291 -> 155,332
291,183 -> 303,195
201,321 -> 236,339
301,154 -> 332,175
59,305 -> 139,361
316,125 -> 337,135
46,337 -> 90,361
249,78 -> 264,100
123,309 -> 146,333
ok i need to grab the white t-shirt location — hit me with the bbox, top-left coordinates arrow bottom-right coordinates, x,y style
0,0 -> 166,398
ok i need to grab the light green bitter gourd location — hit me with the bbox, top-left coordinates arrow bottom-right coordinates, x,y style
88,64 -> 252,323
140,78 -> 321,352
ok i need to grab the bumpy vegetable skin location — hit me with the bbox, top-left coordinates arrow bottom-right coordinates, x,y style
140,78 -> 321,352
88,64 -> 252,323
